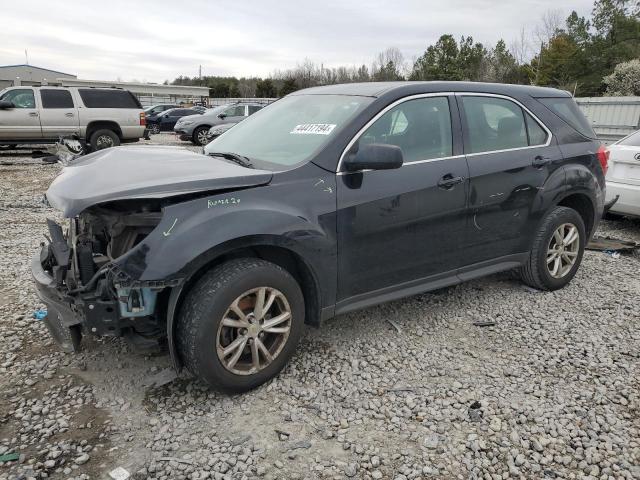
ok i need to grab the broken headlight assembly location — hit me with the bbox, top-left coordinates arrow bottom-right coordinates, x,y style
38,201 -> 168,350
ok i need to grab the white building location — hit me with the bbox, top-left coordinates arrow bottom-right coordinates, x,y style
0,64 -> 209,106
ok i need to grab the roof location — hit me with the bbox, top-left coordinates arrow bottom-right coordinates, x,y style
0,64 -> 76,77
293,81 -> 569,98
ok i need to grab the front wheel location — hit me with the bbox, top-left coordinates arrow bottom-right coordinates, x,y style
192,126 -> 210,146
520,206 -> 586,291
176,259 -> 305,392
150,123 -> 161,134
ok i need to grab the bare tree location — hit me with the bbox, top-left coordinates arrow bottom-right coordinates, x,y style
535,9 -> 563,45
510,26 -> 531,64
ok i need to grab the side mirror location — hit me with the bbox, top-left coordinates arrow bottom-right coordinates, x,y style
343,143 -> 403,172
0,100 -> 15,109
217,113 -> 227,119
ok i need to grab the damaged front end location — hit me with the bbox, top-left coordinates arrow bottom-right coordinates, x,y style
33,202 -> 173,352
31,145 -> 273,354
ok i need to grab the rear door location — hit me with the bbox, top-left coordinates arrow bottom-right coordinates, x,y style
39,89 -> 79,138
336,94 -> 469,305
0,88 -> 42,139
457,93 -> 563,268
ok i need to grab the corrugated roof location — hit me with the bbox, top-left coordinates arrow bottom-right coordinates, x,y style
0,64 -> 75,77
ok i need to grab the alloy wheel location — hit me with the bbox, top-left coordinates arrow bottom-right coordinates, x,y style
546,223 -> 580,278
96,135 -> 114,149
216,287 -> 292,375
197,129 -> 209,145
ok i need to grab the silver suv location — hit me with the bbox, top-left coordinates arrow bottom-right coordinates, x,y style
174,102 -> 264,146
0,86 -> 146,150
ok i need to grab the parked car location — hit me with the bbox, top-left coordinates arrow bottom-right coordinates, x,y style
32,82 -> 605,392
146,107 -> 202,134
174,102 -> 264,146
206,122 -> 237,142
144,104 -> 178,116
191,105 -> 207,114
604,129 -> 640,217
0,86 -> 146,150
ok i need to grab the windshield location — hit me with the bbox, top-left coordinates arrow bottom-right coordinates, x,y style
204,95 -> 372,169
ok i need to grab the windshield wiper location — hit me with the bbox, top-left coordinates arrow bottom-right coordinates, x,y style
208,152 -> 254,169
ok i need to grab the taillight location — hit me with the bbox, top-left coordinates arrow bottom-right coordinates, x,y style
139,112 -> 146,126
596,145 -> 609,175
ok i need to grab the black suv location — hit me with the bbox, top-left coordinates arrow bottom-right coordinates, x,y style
32,82 -> 606,392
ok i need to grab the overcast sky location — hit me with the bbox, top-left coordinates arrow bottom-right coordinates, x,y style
1,0 -> 594,83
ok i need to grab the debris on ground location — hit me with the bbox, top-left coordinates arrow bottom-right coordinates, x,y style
387,318 -> 402,333
473,320 -> 496,327
32,308 -> 47,320
587,235 -> 640,253
0,453 -> 20,463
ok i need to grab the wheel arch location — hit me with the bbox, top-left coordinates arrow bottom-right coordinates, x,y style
165,236 -> 322,371
556,192 -> 596,238
86,121 -> 123,141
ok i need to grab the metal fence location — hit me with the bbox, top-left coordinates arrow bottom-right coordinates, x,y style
575,96 -> 640,144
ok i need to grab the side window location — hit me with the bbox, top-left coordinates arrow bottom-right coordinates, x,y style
78,89 -> 141,109
360,97 -> 453,162
525,112 -> 548,146
224,105 -> 246,117
0,89 -> 35,108
462,96 -> 527,153
248,105 -> 262,115
41,90 -> 74,109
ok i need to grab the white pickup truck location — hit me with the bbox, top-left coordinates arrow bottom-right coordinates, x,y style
0,86 -> 147,150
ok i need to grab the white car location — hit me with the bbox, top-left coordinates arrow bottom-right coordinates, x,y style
605,130 -> 640,217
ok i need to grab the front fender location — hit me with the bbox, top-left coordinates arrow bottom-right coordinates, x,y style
113,164 -> 338,369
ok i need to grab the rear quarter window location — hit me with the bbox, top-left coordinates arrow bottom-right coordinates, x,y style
78,89 -> 141,109
618,130 -> 640,147
537,97 -> 596,139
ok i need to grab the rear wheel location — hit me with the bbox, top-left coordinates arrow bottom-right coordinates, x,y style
520,206 -> 585,291
89,129 -> 120,151
192,126 -> 210,146
150,123 -> 161,134
176,259 -> 305,392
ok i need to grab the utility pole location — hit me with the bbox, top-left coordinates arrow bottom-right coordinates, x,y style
25,49 -> 29,65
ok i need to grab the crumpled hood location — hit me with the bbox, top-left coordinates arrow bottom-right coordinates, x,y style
46,145 -> 273,217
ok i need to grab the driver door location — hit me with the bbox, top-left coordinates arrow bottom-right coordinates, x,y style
336,95 -> 469,309
0,88 -> 42,139
221,105 -> 247,124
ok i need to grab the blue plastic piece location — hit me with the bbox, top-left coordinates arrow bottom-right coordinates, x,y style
117,288 -> 157,318
33,309 -> 47,320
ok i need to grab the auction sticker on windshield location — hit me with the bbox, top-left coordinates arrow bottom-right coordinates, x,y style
290,124 -> 336,135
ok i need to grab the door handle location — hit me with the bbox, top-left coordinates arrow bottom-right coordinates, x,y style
533,155 -> 552,168
65,112 -> 74,117
29,112 -> 39,117
438,174 -> 464,189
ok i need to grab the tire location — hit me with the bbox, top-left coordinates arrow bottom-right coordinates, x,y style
176,258 -> 305,392
520,206 -> 586,291
150,124 -> 161,134
89,129 -> 120,151
192,126 -> 210,146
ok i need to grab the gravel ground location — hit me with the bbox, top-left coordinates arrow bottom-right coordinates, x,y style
1,135 -> 639,480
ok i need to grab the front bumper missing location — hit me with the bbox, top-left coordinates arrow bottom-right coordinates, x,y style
31,251 -> 82,352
